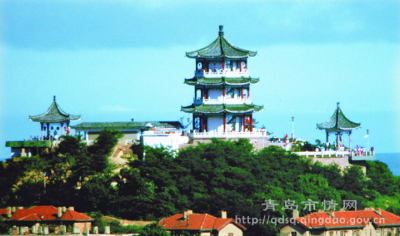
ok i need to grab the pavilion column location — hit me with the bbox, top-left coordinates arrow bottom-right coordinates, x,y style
250,115 -> 253,132
67,121 -> 70,135
202,114 -> 206,132
223,113 -> 226,132
326,132 -> 329,143
241,87 -> 244,99
223,85 -> 226,97
200,115 -> 203,132
47,123 -> 50,140
349,132 -> 352,152
222,59 -> 225,70
243,116 -> 246,132
248,88 -> 250,98
61,123 -> 64,136
239,60 -> 242,72
41,123 -> 44,140
192,115 -> 195,131
336,133 -> 340,146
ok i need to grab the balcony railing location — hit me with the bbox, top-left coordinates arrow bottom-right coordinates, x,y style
295,150 -> 351,158
190,130 -> 267,138
295,150 -> 376,160
194,95 -> 252,105
195,68 -> 249,78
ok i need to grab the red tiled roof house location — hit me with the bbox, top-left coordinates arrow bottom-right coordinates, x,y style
280,208 -> 400,236
159,210 -> 246,236
0,206 -> 92,234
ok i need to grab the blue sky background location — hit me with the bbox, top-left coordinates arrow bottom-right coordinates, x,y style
1,0 -> 399,173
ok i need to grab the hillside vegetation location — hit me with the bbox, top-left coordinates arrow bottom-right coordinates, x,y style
1,131 -> 399,236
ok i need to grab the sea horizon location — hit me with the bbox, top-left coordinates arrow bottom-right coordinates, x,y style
375,152 -> 400,176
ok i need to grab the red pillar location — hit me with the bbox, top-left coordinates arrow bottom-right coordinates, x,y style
223,86 -> 226,97
241,88 -> 244,99
250,115 -> 253,132
203,115 -> 206,132
224,113 -> 226,132
222,59 -> 225,70
248,88 -> 250,98
239,60 -> 242,72
243,116 -> 246,131
204,89 -> 207,99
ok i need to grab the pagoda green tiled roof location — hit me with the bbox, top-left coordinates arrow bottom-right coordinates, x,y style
186,26 -> 257,59
71,121 -> 182,131
317,103 -> 360,133
184,77 -> 260,86
29,96 -> 81,123
181,104 -> 263,114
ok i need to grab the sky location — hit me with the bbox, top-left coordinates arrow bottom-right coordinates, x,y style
1,0 -> 399,172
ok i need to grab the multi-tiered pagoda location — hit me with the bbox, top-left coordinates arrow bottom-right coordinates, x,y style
182,26 -> 264,139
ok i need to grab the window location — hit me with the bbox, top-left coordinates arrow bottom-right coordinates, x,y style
226,60 -> 231,70
291,232 -> 297,236
196,89 -> 202,100
228,233 -> 234,236
194,117 -> 200,131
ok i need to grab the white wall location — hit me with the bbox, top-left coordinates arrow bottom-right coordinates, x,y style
142,133 -> 189,151
208,116 -> 224,133
218,224 -> 243,236
42,123 -> 68,137
208,89 -> 223,99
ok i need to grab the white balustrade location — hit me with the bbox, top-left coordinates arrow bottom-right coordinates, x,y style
195,68 -> 249,78
190,130 -> 267,138
193,96 -> 252,105
295,150 -> 351,158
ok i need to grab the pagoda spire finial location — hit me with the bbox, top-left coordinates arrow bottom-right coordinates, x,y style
54,95 -> 56,102
337,102 -> 340,108
219,25 -> 224,36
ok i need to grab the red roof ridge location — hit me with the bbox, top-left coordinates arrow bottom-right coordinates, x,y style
200,213 -> 208,230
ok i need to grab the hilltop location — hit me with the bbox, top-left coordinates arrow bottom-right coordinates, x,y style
0,131 -> 399,236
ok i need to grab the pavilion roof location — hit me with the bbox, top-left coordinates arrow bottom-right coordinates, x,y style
181,104 -> 263,114
29,96 -> 81,123
317,103 -> 360,133
159,212 -> 246,231
186,26 -> 257,59
185,77 -> 259,86
71,121 -> 182,131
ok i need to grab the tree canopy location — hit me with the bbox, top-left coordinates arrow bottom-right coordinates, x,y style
1,137 -> 399,236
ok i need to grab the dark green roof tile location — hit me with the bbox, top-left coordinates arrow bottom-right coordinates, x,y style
181,104 -> 263,114
6,141 -> 50,148
29,96 -> 81,123
317,103 -> 360,132
184,77 -> 260,86
186,26 -> 257,59
71,121 -> 182,130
